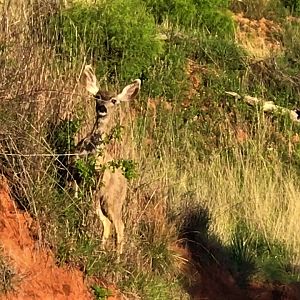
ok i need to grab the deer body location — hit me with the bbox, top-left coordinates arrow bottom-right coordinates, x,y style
94,155 -> 127,253
75,65 -> 141,254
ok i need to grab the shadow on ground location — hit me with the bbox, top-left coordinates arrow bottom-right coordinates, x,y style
177,203 -> 300,300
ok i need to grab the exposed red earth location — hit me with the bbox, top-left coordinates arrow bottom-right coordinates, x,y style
0,178 -> 121,300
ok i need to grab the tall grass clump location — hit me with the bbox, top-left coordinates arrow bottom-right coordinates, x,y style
0,251 -> 18,294
229,221 -> 298,287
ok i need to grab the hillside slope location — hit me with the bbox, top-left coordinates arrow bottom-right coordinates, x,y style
2,0 -> 300,299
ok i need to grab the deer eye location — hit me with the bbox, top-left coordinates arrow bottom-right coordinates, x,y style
111,98 -> 117,105
95,92 -> 102,100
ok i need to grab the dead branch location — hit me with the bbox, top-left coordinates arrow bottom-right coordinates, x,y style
225,91 -> 300,123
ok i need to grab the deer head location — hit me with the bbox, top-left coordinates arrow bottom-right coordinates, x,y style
83,65 -> 141,124
77,65 -> 141,153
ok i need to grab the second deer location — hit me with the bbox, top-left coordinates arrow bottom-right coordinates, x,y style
75,65 -> 141,254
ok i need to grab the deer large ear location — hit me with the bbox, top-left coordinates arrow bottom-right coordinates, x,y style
116,79 -> 141,102
82,65 -> 99,95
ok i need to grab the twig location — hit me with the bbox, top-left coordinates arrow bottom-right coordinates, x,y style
0,153 -> 90,157
0,89 -> 83,102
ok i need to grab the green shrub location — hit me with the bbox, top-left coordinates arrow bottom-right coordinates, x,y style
75,157 -> 97,188
49,0 -> 163,82
47,119 -> 82,191
50,119 -> 81,154
142,0 -> 197,26
194,0 -> 233,38
281,0 -> 300,15
92,285 -> 113,300
194,35 -> 246,70
144,43 -> 189,99
230,0 -> 288,20
143,0 -> 234,38
105,159 -> 137,180
197,8 -> 234,38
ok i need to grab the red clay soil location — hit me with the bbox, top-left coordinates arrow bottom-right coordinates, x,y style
0,178 -> 94,300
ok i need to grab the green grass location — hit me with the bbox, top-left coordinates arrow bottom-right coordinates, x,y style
228,220 -> 299,286
92,284 -> 113,300
47,0 -> 164,82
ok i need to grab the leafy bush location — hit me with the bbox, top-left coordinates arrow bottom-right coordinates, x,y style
50,119 -> 81,154
49,0 -> 164,82
194,35 -> 247,70
106,159 -> 137,180
281,0 -> 300,14
47,119 -> 82,191
230,0 -> 288,20
144,43 -> 189,99
75,157 -> 97,188
197,8 -> 234,38
92,285 -> 113,300
142,0 -> 197,26
143,0 -> 234,38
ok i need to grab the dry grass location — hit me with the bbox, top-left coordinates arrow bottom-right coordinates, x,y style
233,12 -> 282,60
0,250 -> 18,294
128,111 -> 300,270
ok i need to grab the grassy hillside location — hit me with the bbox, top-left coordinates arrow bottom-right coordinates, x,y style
1,0 -> 300,298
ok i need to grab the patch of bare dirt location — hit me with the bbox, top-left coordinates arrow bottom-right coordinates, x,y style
233,12 -> 282,59
184,59 -> 202,105
0,178 -> 92,300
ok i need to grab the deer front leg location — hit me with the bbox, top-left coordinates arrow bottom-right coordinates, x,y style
74,181 -> 79,198
95,200 -> 112,248
114,218 -> 125,255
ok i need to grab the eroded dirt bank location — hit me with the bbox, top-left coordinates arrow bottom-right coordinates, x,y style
0,179 -> 93,300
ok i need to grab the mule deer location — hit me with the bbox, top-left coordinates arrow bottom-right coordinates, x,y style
75,65 -> 141,254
